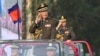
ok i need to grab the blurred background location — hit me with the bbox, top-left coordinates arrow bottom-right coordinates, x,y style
22,0 -> 100,56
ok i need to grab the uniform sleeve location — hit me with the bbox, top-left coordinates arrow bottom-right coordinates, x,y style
29,22 -> 40,33
50,20 -> 57,39
70,27 -> 76,40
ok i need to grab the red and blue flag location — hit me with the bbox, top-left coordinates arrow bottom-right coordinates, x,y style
8,3 -> 21,24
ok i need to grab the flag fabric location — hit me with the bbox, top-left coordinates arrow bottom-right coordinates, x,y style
8,3 -> 21,24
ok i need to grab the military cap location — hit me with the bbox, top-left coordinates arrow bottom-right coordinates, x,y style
59,16 -> 67,22
10,45 -> 19,49
37,3 -> 48,12
46,46 -> 56,51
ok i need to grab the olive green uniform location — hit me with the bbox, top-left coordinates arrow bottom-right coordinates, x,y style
56,27 -> 75,41
29,17 -> 57,39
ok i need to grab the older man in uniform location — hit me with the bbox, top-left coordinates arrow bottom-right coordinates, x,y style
11,45 -> 19,56
56,16 -> 75,41
29,3 -> 57,39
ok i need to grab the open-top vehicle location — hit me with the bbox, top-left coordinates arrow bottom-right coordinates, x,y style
0,40 -> 93,56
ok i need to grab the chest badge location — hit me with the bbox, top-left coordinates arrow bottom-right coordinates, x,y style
65,31 -> 69,34
45,24 -> 51,28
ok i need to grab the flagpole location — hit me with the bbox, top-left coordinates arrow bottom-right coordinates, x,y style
17,0 -> 20,40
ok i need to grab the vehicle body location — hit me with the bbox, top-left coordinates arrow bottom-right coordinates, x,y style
0,40 -> 64,56
0,40 -> 93,56
64,40 -> 93,56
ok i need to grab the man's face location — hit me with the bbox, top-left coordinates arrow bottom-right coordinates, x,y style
39,11 -> 48,19
61,21 -> 66,27
11,48 -> 19,56
47,50 -> 55,56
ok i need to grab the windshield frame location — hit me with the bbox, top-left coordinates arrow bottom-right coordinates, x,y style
0,40 -> 63,56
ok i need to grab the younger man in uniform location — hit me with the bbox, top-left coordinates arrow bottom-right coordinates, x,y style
56,16 -> 75,41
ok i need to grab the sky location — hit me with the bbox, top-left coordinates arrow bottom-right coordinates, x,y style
0,0 -> 22,17
0,0 -> 2,16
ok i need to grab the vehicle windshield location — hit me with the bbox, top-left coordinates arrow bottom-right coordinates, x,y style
0,41 -> 60,56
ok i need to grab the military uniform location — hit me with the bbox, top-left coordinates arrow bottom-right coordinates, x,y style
29,3 -> 57,39
56,16 -> 75,41
29,18 -> 57,39
56,27 -> 75,41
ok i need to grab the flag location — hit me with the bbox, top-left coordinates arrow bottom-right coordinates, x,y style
8,3 -> 21,24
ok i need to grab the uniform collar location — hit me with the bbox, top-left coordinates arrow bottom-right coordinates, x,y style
42,17 -> 49,22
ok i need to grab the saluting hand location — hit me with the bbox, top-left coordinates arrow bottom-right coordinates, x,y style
35,13 -> 42,24
56,21 -> 62,30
